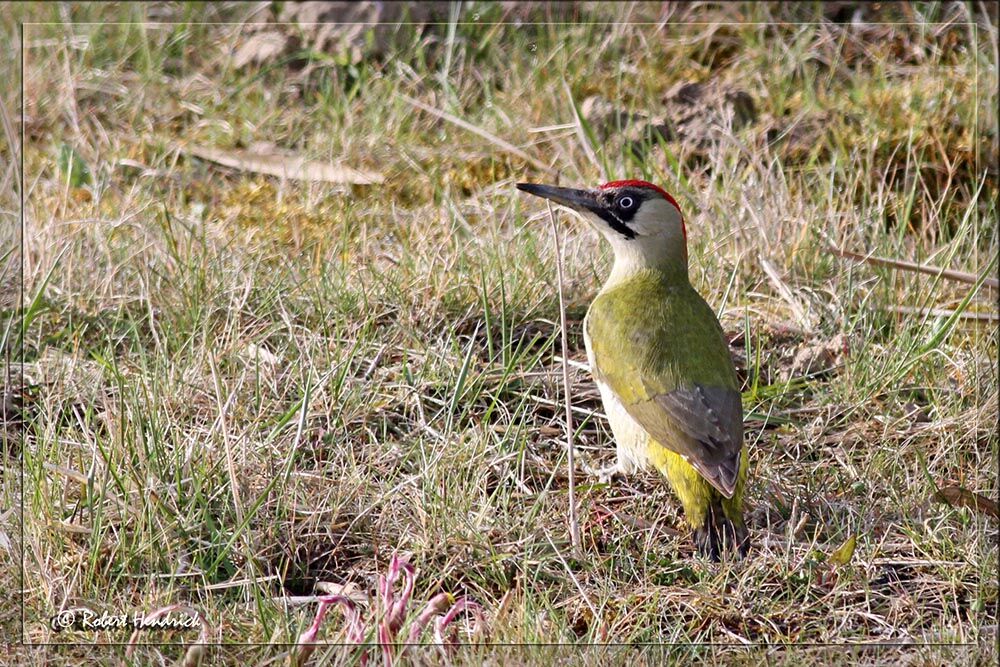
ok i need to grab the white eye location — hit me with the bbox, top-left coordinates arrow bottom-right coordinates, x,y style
617,196 -> 634,209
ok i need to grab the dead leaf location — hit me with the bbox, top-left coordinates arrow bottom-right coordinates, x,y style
315,581 -> 369,605
781,334 -> 848,381
233,31 -> 289,69
185,145 -> 384,184
239,343 -> 282,369
828,534 -> 857,567
933,485 -> 999,519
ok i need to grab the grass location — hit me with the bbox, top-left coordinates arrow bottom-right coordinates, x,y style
2,1 -> 998,664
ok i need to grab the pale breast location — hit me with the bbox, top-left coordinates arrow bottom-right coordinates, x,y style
584,311 -> 652,473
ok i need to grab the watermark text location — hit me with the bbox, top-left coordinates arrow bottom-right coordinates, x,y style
50,608 -> 200,633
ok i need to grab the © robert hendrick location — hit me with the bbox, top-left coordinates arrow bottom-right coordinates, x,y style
50,608 -> 200,632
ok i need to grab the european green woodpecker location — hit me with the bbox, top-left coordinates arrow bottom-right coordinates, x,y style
517,179 -> 749,560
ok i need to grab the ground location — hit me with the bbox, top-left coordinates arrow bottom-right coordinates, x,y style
1,2 -> 997,665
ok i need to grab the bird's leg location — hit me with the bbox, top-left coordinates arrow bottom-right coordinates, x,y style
692,504 -> 749,561
596,461 -> 629,483
582,443 -> 639,483
579,458 -> 623,483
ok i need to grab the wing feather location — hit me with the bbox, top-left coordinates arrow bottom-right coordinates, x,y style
647,386 -> 743,496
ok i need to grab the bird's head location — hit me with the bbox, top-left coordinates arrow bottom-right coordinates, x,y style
517,179 -> 688,281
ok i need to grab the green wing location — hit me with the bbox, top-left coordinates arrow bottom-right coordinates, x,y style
587,272 -> 744,496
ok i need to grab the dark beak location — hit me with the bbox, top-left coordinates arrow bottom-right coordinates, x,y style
516,183 -> 598,212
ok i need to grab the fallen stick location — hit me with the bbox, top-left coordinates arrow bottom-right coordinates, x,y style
886,305 -> 998,322
830,246 -> 999,290
400,94 -> 558,176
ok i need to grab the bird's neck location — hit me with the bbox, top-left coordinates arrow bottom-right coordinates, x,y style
604,237 -> 689,290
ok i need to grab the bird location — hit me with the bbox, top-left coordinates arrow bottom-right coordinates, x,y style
516,179 -> 749,560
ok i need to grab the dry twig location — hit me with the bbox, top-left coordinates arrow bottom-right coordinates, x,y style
546,200 -> 581,552
830,245 -> 999,291
184,144 -> 384,184
400,94 -> 558,176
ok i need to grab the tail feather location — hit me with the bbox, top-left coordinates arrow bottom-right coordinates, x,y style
693,450 -> 741,498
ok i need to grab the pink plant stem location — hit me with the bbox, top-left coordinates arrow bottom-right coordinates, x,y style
434,598 -> 484,645
296,555 -> 485,666
377,554 -> 415,666
407,592 -> 454,643
294,595 -> 360,667
388,562 -> 415,633
379,623 -> 395,667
